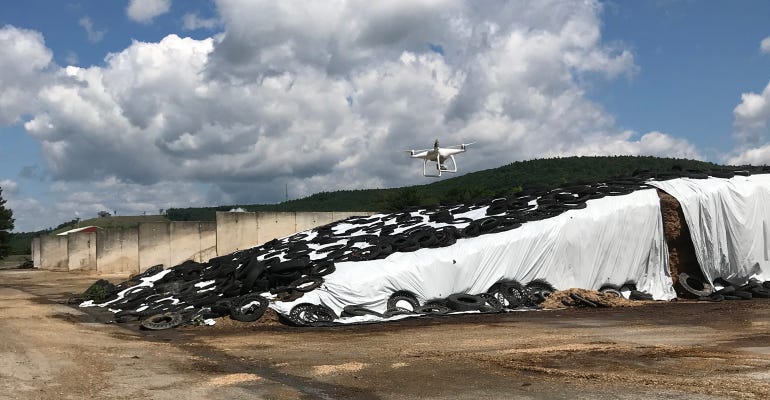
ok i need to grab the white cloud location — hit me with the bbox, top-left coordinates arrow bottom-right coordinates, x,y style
0,25 -> 52,124
126,0 -> 171,24
728,80 -> 770,165
761,36 -> 770,54
2,1 -> 708,230
727,143 -> 770,166
182,13 -> 219,30
0,179 -> 18,195
78,16 -> 105,43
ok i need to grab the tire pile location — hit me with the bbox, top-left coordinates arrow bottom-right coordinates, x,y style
678,273 -> 770,301
78,166 -> 770,329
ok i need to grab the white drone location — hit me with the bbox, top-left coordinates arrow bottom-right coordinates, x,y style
403,139 -> 474,177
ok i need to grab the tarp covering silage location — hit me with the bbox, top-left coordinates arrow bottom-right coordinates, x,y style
272,188 -> 675,318
649,175 -> 770,284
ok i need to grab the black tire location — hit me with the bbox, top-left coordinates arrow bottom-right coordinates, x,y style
289,303 -> 337,325
678,273 -> 713,297
629,290 -> 653,301
477,217 -> 500,233
478,293 -> 504,313
240,258 -> 267,295
599,288 -> 623,298
310,261 -> 336,277
730,290 -> 753,300
714,285 -> 736,296
230,294 -> 269,322
289,276 -> 323,292
446,293 -> 487,311
387,291 -> 420,311
136,264 -> 164,280
414,305 -> 450,315
500,280 -> 529,308
140,312 -> 184,330
526,279 -> 556,296
341,305 -> 383,318
570,293 -> 597,308
698,293 -> 724,302
383,307 -> 415,318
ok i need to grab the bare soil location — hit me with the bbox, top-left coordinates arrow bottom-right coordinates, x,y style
3,269 -> 770,399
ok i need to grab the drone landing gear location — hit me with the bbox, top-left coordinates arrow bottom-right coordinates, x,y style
422,155 -> 458,177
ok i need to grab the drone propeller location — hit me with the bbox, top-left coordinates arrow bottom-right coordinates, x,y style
450,142 -> 476,150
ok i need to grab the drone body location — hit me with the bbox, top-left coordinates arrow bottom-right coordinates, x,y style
404,139 -> 474,177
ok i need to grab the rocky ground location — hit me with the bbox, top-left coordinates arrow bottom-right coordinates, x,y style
2,269 -> 770,399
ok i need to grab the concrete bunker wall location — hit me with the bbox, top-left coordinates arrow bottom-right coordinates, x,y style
67,231 -> 97,272
39,235 -> 69,271
97,228 -> 139,274
34,211 -> 368,274
216,212 -> 258,256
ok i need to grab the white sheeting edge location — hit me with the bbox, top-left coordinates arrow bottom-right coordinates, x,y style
649,175 -> 770,284
271,188 -> 675,319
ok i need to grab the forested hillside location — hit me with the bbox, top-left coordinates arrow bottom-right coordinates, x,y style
166,156 -> 720,221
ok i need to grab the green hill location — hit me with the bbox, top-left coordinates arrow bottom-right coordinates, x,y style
165,155 -> 720,221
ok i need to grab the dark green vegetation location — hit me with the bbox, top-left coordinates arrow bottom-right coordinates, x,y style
166,156 -> 720,221
0,186 -> 14,259
8,156 -> 725,254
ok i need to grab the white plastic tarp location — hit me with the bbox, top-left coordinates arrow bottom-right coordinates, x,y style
272,188 -> 676,318
649,175 -> 770,284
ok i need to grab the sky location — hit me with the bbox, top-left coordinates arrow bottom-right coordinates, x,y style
3,0 -> 770,232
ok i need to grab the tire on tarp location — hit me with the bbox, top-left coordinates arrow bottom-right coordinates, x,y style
230,293 -> 269,322
387,291 -> 420,311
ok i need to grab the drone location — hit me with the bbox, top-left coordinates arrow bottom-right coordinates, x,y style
403,139 -> 474,177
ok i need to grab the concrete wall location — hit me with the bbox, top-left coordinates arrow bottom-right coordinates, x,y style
67,231 -> 97,271
168,221 -> 217,267
138,222 -> 171,272
216,212 -> 258,256
295,212 -> 336,234
96,228 -> 138,274
257,212 -> 298,244
31,237 -> 41,269
36,211 -> 372,274
39,235 -> 69,271
198,222 -> 217,262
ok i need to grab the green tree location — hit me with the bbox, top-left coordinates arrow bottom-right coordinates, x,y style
0,186 -> 14,259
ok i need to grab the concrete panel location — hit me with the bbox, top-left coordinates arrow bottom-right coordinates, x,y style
97,227 -> 139,274
67,231 -> 96,272
256,212 -> 296,244
295,212 -> 335,232
31,237 -> 41,269
199,222 -> 217,262
331,211 -> 376,222
39,235 -> 69,271
216,212 -> 258,256
138,222 -> 171,272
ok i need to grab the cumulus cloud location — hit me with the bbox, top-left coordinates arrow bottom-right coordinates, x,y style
761,36 -> 770,54
182,13 -> 219,30
2,1 -> 707,230
0,25 -> 52,124
78,16 -> 105,43
126,0 -> 171,23
728,80 -> 770,165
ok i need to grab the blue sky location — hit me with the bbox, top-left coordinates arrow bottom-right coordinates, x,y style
2,0 -> 770,232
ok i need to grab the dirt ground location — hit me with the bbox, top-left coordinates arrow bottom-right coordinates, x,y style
3,269 -> 770,399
